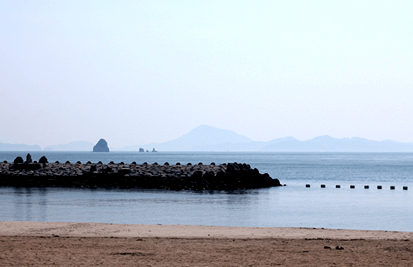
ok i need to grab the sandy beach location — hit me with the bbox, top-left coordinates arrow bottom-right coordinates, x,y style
1,222 -> 413,266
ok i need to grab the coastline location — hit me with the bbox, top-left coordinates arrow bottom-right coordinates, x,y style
1,221 -> 413,240
2,222 -> 413,266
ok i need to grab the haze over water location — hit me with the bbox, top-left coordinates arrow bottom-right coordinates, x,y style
2,1 -> 413,232
1,152 -> 412,231
1,1 -> 413,148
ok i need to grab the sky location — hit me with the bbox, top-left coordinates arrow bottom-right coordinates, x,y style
1,0 -> 413,148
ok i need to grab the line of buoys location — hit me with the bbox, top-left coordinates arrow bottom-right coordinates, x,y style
304,184 -> 408,190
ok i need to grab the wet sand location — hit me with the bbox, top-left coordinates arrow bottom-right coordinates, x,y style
1,221 -> 413,266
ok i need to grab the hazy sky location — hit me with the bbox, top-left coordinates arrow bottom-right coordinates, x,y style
1,1 -> 413,148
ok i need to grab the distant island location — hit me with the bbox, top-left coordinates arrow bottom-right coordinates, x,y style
113,125 -> 413,152
93,139 -> 109,152
138,148 -> 157,152
0,142 -> 41,151
44,141 -> 94,151
3,125 -> 413,152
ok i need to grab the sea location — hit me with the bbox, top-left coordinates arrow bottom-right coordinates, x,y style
1,151 -> 413,231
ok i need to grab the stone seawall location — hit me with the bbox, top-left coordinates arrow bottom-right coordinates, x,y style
0,159 -> 282,190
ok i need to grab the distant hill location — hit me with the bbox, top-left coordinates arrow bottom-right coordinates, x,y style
115,125 -> 413,152
44,141 -> 94,151
4,126 -> 413,152
115,125 -> 253,151
260,136 -> 413,152
0,142 -> 42,151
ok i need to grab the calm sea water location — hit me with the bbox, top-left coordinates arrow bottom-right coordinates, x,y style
1,152 -> 413,231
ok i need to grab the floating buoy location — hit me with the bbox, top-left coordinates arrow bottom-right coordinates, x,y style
321,184 -> 325,188
377,185 -> 382,189
306,184 -> 310,188
336,185 -> 340,188
364,185 -> 369,189
350,185 -> 355,189
390,186 -> 395,190
403,186 -> 408,190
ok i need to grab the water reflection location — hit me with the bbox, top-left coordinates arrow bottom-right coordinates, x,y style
1,184 -> 412,231
12,187 -> 48,222
38,188 -> 47,221
13,187 -> 25,221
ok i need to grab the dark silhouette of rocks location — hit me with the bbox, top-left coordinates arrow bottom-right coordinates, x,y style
11,155 -> 41,170
152,148 -> 157,152
139,148 -> 144,152
90,165 -> 97,172
25,153 -> 32,164
14,156 -> 24,164
93,139 -> 109,152
0,160 -> 282,190
39,156 -> 48,164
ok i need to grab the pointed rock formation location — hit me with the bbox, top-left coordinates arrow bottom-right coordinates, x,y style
93,139 -> 110,152
25,153 -> 32,164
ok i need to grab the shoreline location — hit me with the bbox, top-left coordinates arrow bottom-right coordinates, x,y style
2,222 -> 413,266
1,221 -> 412,240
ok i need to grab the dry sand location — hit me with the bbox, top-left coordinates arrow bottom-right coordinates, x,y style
1,221 -> 413,266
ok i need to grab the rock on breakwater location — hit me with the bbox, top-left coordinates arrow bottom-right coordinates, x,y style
0,158 -> 282,190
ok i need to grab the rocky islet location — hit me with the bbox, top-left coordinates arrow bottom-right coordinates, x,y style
92,139 -> 109,152
0,155 -> 282,190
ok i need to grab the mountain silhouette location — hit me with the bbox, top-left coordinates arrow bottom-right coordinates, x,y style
44,141 -> 94,151
117,125 -> 253,151
117,126 -> 413,152
0,142 -> 41,151
4,126 -> 413,152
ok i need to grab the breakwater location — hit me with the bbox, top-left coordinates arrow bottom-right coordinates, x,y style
0,156 -> 282,190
